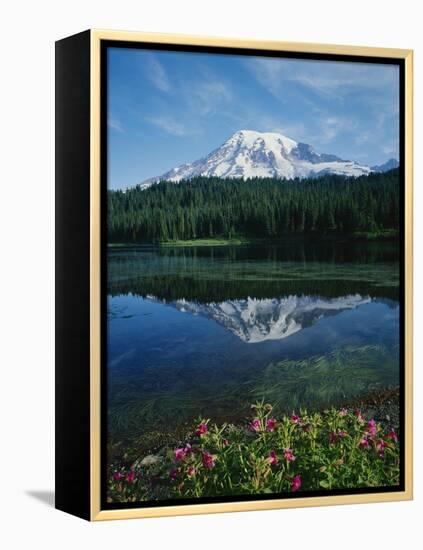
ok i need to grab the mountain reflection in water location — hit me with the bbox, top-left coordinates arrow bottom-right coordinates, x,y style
148,294 -> 372,343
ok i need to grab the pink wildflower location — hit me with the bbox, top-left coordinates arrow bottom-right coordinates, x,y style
126,470 -> 136,484
187,466 -> 196,478
290,414 -> 301,424
169,468 -> 178,481
249,418 -> 261,432
355,410 -> 365,424
202,451 -> 216,469
174,447 -> 187,461
329,429 -> 347,444
291,474 -> 302,492
196,422 -> 208,437
266,417 -> 277,432
283,448 -> 296,463
366,419 -> 378,437
376,439 -> 387,457
387,429 -> 398,443
267,450 -> 278,466
112,471 -> 124,481
359,436 -> 370,449
329,431 -> 338,444
338,408 -> 348,417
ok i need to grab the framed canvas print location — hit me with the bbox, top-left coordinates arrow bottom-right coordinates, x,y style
55,29 -> 413,521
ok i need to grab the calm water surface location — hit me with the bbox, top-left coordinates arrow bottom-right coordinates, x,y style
107,241 -> 400,450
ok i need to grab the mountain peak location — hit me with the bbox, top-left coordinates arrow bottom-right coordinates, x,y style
229,129 -> 298,154
140,129 -> 396,189
371,158 -> 399,172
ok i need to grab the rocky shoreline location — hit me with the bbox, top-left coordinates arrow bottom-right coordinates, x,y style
341,386 -> 400,431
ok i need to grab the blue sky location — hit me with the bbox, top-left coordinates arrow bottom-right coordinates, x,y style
107,47 -> 399,189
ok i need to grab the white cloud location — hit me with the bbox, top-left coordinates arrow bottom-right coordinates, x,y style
248,111 -> 357,148
255,115 -> 308,141
354,131 -> 371,145
317,116 -> 357,143
146,116 -> 191,136
146,55 -> 171,92
247,57 -> 399,99
247,58 -> 285,98
107,116 -> 123,132
184,76 -> 232,116
381,142 -> 399,157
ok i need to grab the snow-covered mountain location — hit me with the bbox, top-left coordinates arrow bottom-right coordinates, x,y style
149,294 -> 371,343
371,158 -> 399,172
140,130 -> 396,189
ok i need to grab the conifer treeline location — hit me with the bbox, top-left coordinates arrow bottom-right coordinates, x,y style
107,169 -> 399,243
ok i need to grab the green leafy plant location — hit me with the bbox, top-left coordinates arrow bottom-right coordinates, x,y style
107,402 -> 400,502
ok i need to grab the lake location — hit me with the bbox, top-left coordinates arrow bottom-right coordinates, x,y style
106,240 -> 400,454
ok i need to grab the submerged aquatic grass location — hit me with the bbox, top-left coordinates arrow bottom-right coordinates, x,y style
107,345 -> 399,456
249,345 -> 399,412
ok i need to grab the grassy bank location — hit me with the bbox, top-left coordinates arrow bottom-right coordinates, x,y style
108,230 -> 399,249
352,229 -> 399,241
159,237 -> 251,247
108,237 -> 252,248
